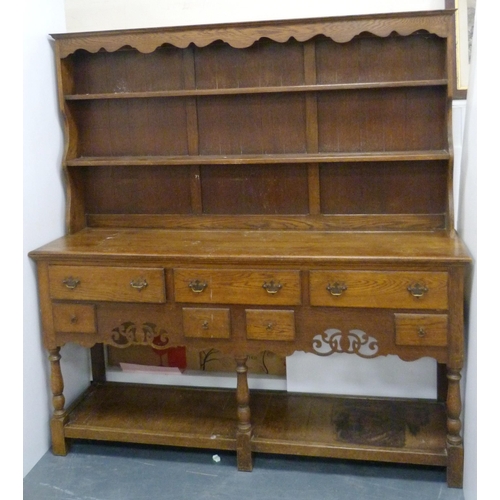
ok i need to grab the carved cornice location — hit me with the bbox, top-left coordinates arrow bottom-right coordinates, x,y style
52,10 -> 454,58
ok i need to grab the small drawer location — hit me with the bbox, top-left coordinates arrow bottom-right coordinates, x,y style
52,303 -> 96,333
174,269 -> 301,306
246,309 -> 295,341
309,271 -> 448,309
395,314 -> 448,347
182,307 -> 231,339
48,265 -> 166,303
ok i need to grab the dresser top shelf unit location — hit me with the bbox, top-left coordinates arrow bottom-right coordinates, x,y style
53,9 -> 457,237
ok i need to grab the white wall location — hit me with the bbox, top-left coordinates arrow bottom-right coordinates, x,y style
5,3 -> 23,495
456,10 -> 476,498
23,0 -> 90,477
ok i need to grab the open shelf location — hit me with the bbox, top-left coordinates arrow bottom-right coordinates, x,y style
64,383 -> 238,451
66,151 -> 450,167
64,80 -> 448,101
64,383 -> 447,467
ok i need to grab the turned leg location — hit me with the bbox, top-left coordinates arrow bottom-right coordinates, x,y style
446,367 -> 463,488
235,356 -> 253,471
48,347 -> 69,455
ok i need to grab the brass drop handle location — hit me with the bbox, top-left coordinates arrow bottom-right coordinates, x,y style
266,322 -> 274,331
130,278 -> 148,291
407,283 -> 428,298
418,327 -> 426,338
62,277 -> 80,290
189,280 -> 208,293
202,320 -> 209,330
326,282 -> 347,297
262,281 -> 282,294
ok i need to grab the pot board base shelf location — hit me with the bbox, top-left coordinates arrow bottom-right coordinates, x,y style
59,382 -> 448,468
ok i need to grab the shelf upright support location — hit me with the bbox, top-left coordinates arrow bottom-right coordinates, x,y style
183,46 -> 203,214
235,356 -> 253,471
304,39 -> 320,215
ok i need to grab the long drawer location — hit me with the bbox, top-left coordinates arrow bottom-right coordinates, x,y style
310,271 -> 448,309
48,265 -> 166,303
174,269 -> 301,305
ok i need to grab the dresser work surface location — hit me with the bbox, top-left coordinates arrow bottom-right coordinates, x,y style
30,10 -> 471,489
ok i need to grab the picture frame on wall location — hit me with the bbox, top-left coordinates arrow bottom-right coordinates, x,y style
447,0 -> 475,98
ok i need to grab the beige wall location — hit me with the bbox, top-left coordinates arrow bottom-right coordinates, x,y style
64,0 -> 444,32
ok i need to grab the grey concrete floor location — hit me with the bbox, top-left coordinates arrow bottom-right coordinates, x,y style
24,441 -> 465,500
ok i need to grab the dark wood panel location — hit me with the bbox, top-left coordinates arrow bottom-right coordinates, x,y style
82,165 -> 192,214
72,98 -> 189,156
317,87 -> 447,152
70,47 -> 185,94
316,33 -> 446,84
319,161 -> 448,215
201,164 -> 309,215
197,94 -> 307,155
194,39 -> 304,89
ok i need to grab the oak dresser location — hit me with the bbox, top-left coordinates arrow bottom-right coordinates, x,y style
29,10 -> 471,488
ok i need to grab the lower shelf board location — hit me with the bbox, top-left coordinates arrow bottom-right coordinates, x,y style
63,382 -> 448,467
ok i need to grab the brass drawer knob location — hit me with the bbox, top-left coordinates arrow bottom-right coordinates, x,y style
326,282 -> 347,297
189,280 -> 208,293
418,327 -> 426,338
130,278 -> 148,291
407,283 -> 428,298
201,320 -> 209,330
262,281 -> 282,294
62,277 -> 80,290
